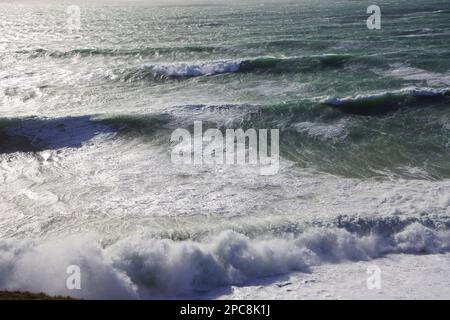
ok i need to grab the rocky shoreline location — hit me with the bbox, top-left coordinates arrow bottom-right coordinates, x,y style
0,291 -> 75,300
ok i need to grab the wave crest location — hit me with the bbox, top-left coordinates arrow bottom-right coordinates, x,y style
1,222 -> 450,299
321,87 -> 450,115
138,54 -> 366,79
143,60 -> 242,78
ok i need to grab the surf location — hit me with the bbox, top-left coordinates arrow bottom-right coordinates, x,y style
1,221 -> 450,299
137,54 -> 375,79
321,87 -> 450,115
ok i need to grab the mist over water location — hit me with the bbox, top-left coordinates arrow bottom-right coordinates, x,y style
1,0 -> 450,298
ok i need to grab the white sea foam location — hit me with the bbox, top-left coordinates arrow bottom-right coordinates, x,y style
385,65 -> 450,86
143,60 -> 243,77
320,86 -> 450,106
292,122 -> 348,144
215,253 -> 450,299
1,223 -> 450,299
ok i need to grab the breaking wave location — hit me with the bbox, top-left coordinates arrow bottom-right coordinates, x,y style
136,54 -> 375,79
143,60 -> 242,78
2,97 -> 450,179
1,222 -> 450,299
321,87 -> 450,115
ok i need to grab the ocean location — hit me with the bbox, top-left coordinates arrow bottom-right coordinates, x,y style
1,0 -> 450,299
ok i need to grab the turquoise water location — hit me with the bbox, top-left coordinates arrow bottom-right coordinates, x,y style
1,0 -> 450,299
2,0 -> 450,178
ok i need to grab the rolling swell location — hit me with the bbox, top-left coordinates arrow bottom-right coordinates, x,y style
11,46 -> 233,59
321,87 -> 450,115
134,54 -> 379,80
256,87 -> 450,118
3,94 -> 450,180
239,54 -> 363,72
254,94 -> 450,179
101,101 -> 450,180
0,114 -> 173,154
